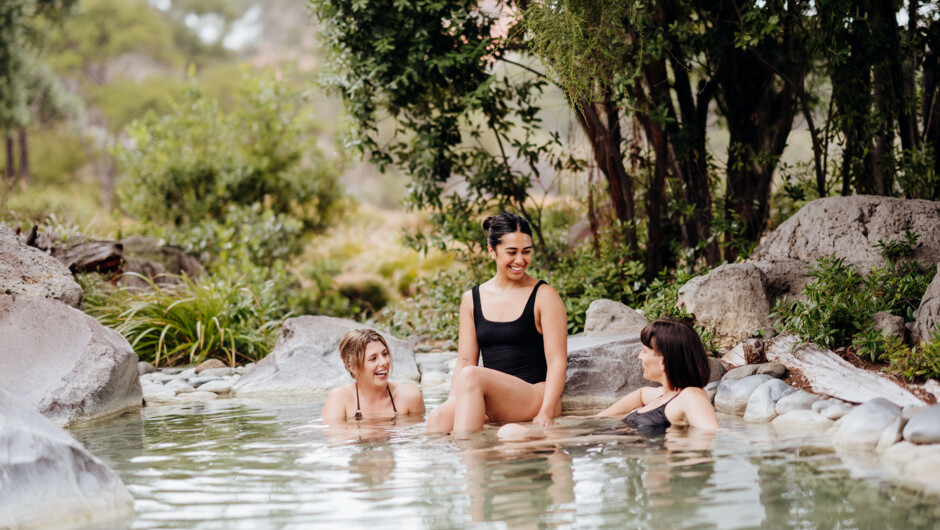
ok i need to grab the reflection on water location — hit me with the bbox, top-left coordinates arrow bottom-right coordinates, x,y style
67,398 -> 940,529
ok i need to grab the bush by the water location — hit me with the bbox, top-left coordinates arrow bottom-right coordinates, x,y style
771,231 -> 938,380
81,272 -> 286,367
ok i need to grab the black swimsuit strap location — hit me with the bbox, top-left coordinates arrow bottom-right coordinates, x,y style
354,384 -> 397,420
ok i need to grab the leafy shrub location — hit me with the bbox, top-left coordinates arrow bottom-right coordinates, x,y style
378,265 -> 483,342
336,274 -> 392,317
771,231 -> 934,362
887,330 -> 940,381
115,69 -> 343,234
81,271 -> 286,367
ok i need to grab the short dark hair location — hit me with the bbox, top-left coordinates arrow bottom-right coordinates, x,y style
482,211 -> 533,250
640,319 -> 710,389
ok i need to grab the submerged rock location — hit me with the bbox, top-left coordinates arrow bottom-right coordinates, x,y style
902,405 -> 940,444
0,296 -> 141,425
232,316 -> 419,397
0,224 -> 83,307
563,334 -> 644,412
714,374 -> 774,415
195,358 -> 226,373
771,410 -> 834,431
831,397 -> 902,452
744,378 -> 796,423
583,300 -> 648,337
0,389 -> 134,528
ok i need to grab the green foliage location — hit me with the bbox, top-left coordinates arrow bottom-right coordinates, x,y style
378,265 -> 481,343
80,271 -> 285,367
887,330 -> 940,382
116,69 -> 343,234
772,233 -> 934,361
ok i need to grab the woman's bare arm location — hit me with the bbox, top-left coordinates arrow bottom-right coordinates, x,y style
533,285 -> 568,427
321,386 -> 349,419
677,387 -> 718,431
595,388 -> 645,418
449,291 -> 480,399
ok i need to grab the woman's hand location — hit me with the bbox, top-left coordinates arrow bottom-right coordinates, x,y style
532,412 -> 556,428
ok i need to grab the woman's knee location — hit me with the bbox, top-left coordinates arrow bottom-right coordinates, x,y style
455,365 -> 486,394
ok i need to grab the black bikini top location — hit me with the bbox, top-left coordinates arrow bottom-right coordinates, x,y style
623,390 -> 681,436
354,384 -> 398,420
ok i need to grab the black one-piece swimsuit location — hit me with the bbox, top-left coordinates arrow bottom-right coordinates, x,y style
623,392 -> 680,436
471,280 -> 548,384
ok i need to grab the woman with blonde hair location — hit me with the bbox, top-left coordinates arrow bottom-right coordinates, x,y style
322,329 -> 425,419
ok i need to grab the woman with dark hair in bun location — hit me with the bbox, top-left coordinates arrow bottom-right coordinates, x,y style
427,211 -> 568,434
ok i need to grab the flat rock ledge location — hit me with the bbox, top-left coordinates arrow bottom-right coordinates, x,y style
0,388 -> 134,528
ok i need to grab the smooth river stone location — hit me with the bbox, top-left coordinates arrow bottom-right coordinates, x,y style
705,381 -> 719,403
197,380 -> 234,394
755,362 -> 788,379
744,379 -> 796,422
722,364 -> 761,381
419,371 -> 448,387
883,442 -> 940,496
188,376 -> 224,388
165,379 -> 196,395
775,390 -> 819,415
199,367 -> 235,378
714,374 -> 775,415
831,397 -> 902,452
771,410 -> 834,431
902,405 -> 940,444
0,388 -> 134,528
820,401 -> 854,421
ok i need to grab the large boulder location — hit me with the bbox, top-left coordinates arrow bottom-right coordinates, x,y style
0,224 -> 83,307
912,265 -> 940,344
677,263 -> 772,340
750,196 -> 940,266
563,334 -> 645,412
0,388 -> 134,528
232,316 -> 419,397
583,299 -> 649,337
830,397 -> 903,452
0,296 -> 142,425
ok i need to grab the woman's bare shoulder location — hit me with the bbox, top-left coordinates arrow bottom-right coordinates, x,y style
327,384 -> 355,400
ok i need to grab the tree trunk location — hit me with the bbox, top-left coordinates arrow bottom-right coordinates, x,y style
5,135 -> 14,183
576,97 -> 639,257
17,128 -> 28,188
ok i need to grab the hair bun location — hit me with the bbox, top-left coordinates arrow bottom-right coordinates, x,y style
482,216 -> 494,231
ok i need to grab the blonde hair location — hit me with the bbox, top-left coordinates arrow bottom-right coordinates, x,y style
339,329 -> 391,380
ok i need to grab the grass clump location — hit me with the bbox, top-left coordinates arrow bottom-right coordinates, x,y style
81,272 -> 285,367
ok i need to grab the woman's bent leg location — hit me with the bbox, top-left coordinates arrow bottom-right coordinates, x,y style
452,366 -> 544,433
427,397 -> 457,433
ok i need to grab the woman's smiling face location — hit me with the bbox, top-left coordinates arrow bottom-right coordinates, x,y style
489,231 -> 533,279
359,340 -> 391,386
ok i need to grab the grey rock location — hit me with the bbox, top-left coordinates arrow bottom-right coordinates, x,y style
831,397 -> 903,452
562,334 -> 645,412
140,372 -> 174,384
415,344 -> 434,353
775,390 -> 819,415
820,401 -> 853,421
903,405 -> 940,444
722,364 -> 761,381
198,367 -> 235,378
902,405 -> 928,422
913,265 -> 940,345
583,299 -> 649,337
233,316 -> 419,397
812,399 -> 833,413
0,388 -> 134,528
705,381 -> 719,403
192,380 -> 233,394
751,259 -> 814,304
744,379 -> 796,422
707,357 -> 727,383
750,196 -> 940,266
138,361 -> 156,375
178,368 -> 197,379
771,410 -> 834,431
165,379 -> 196,395
188,376 -> 224,388
195,358 -> 226,374
714,374 -> 775,415
419,371 -> 449,387
756,362 -> 788,379
0,296 -> 141,425
0,224 -> 83,307
872,311 -> 906,342
172,390 -> 217,402
677,263 -> 772,341
877,415 -> 904,452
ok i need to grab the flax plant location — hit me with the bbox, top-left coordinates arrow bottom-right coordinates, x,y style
84,273 -> 284,367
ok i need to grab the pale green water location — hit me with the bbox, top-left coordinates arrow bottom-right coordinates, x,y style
69,393 -> 940,529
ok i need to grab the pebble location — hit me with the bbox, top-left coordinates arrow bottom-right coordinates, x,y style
771,410 -> 834,431
903,405 -> 940,444
721,364 -> 761,381
775,390 -> 819,415
755,362 -> 788,379
195,359 -> 226,374
820,401 -> 854,421
197,380 -> 234,394
744,378 -> 795,422
165,379 -> 196,395
173,390 -> 218,402
138,362 -> 156,375
199,367 -> 235,378
420,371 -> 448,387
714,374 -> 775,414
188,376 -> 224,388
